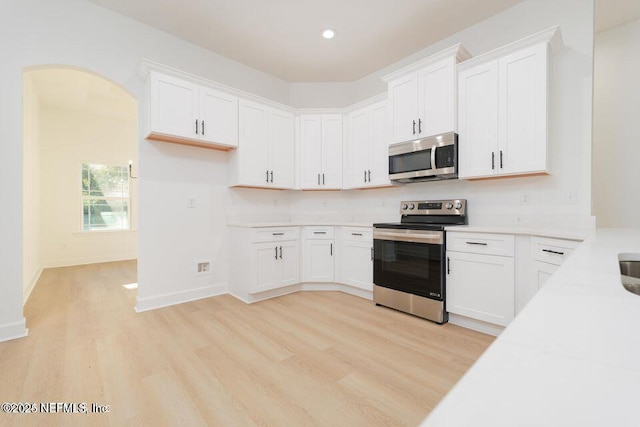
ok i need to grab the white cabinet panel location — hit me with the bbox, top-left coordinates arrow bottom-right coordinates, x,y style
447,232 -> 515,257
199,87 -> 238,147
299,114 -> 343,189
238,100 -> 270,186
418,57 -> 456,137
447,251 -> 515,326
321,115 -> 343,189
150,72 -> 199,140
269,109 -> 295,188
253,243 -> 280,294
304,240 -> 334,283
458,62 -> 499,179
388,74 -> 419,144
499,43 -> 548,175
341,240 -> 373,291
346,101 -> 389,189
279,240 -> 300,287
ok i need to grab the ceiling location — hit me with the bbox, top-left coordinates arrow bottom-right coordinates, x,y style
87,0 -> 524,82
86,0 -> 640,83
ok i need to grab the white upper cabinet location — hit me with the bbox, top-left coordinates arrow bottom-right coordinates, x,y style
228,99 -> 295,189
299,114 -> 343,190
146,71 -> 238,150
346,101 -> 390,189
383,44 -> 471,144
458,27 -> 562,180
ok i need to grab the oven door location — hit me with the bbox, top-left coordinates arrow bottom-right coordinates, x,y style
373,229 -> 445,300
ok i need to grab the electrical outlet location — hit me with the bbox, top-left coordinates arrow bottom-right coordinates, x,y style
565,190 -> 577,205
187,198 -> 196,208
521,192 -> 531,205
195,260 -> 211,276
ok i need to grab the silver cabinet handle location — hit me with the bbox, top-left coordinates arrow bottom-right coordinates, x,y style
447,257 -> 451,274
367,170 -> 371,182
330,243 -> 333,256
317,173 -> 320,185
322,173 -> 325,185
270,170 -> 273,183
412,120 -> 416,135
371,247 -> 374,261
275,246 -> 278,260
491,152 -> 495,170
195,119 -> 199,135
500,150 -> 503,169
202,120 -> 205,135
266,170 -> 269,183
418,118 -> 422,134
364,170 -> 367,183
314,231 -> 327,235
351,233 -> 363,236
279,246 -> 283,259
542,249 -> 565,255
466,241 -> 488,246
272,232 -> 284,236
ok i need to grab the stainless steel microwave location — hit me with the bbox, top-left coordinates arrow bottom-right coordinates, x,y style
388,132 -> 458,183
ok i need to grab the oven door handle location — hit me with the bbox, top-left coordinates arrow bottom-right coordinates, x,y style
373,229 -> 443,245
431,144 -> 437,171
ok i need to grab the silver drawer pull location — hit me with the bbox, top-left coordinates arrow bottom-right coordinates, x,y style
272,233 -> 285,236
466,241 -> 488,246
542,249 -> 565,255
351,233 -> 363,236
313,231 -> 327,235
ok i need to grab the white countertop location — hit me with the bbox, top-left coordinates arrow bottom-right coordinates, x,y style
227,222 -> 374,228
422,228 -> 640,427
445,225 -> 589,241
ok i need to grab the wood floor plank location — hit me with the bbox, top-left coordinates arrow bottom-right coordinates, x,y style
0,261 -> 494,427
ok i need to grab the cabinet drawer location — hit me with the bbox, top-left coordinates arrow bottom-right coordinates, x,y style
343,227 -> 373,242
304,226 -> 335,240
253,227 -> 300,243
531,237 -> 581,266
447,232 -> 514,257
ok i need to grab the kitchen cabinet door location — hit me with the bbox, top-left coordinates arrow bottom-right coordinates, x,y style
498,43 -> 548,175
252,243 -> 279,294
341,240 -> 373,290
269,109 -> 295,189
199,86 -> 238,147
369,101 -> 390,187
321,115 -> 343,189
304,240 -> 334,282
150,72 -> 199,140
387,74 -> 419,144
347,108 -> 370,188
278,240 -> 300,287
300,115 -> 323,189
458,61 -> 499,179
418,57 -> 456,137
446,251 -> 514,326
238,99 -> 270,186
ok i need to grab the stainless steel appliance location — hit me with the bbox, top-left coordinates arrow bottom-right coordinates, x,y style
373,199 -> 467,323
388,132 -> 458,183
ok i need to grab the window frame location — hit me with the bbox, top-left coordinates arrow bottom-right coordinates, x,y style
81,162 -> 131,232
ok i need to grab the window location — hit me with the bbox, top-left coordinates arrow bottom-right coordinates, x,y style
82,163 -> 130,231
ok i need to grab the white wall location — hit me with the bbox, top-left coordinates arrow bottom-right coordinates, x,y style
22,75 -> 42,303
35,77 -> 138,268
1,0 -> 291,339
593,19 -> 640,227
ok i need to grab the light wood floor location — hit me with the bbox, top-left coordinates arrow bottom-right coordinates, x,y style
0,261 -> 493,426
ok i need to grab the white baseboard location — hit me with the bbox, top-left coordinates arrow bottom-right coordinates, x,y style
0,319 -> 29,343
448,313 -> 504,337
24,267 -> 43,304
135,283 -> 228,312
42,253 -> 137,269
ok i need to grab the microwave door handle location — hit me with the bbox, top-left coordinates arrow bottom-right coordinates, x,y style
430,144 -> 437,171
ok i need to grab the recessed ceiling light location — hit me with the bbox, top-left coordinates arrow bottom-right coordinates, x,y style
322,29 -> 336,39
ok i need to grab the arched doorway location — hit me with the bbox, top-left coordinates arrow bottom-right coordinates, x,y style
23,66 -> 138,316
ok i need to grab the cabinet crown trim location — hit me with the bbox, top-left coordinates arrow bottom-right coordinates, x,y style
381,43 -> 472,83
458,26 -> 563,72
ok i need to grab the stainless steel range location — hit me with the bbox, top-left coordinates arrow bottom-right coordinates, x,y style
373,199 -> 467,324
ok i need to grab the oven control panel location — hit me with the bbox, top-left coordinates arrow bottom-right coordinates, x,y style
400,199 -> 466,216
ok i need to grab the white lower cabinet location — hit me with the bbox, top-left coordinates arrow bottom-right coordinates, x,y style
446,232 -> 515,327
516,236 -> 581,313
336,227 -> 373,291
303,226 -> 335,282
228,227 -> 300,299
252,239 -> 300,294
